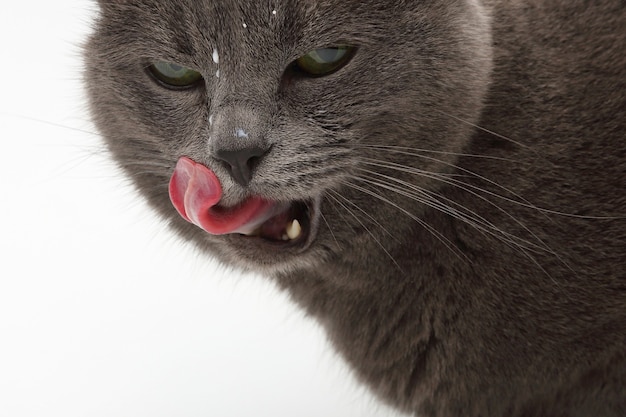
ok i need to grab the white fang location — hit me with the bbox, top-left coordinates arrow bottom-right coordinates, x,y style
286,219 -> 302,240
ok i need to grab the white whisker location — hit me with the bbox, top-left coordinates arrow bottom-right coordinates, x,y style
329,189 -> 400,243
340,179 -> 471,264
354,143 -> 521,164
355,159 -> 579,279
359,154 -> 622,220
2,112 -> 101,137
318,200 -> 341,250
433,109 -> 542,157
355,169 -> 555,257
326,190 -> 404,272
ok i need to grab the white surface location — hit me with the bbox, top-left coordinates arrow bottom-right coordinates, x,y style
0,2 -> 406,417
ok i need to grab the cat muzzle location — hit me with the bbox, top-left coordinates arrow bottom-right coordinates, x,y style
169,156 -> 311,243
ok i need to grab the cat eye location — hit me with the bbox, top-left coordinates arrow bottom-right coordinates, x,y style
293,46 -> 356,77
148,61 -> 203,88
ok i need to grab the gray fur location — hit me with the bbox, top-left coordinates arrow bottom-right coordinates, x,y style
84,1 -> 626,415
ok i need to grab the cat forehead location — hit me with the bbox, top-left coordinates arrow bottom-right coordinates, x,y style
99,0 -> 348,23
97,0 -> 390,63
96,0 -> 415,72
99,0 -> 390,37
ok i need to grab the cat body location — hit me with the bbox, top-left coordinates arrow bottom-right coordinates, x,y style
85,1 -> 625,416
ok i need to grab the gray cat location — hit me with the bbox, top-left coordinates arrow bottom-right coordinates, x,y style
84,0 -> 625,415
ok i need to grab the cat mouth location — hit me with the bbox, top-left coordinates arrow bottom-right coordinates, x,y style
234,200 -> 312,242
169,157 -> 317,248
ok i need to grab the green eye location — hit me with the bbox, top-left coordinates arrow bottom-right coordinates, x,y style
149,61 -> 203,88
294,46 -> 356,76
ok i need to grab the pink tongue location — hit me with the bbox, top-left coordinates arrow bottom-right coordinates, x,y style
169,157 -> 281,235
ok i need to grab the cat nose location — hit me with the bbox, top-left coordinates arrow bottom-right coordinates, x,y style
214,146 -> 268,186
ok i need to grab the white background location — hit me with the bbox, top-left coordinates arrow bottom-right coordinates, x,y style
0,2 -> 406,417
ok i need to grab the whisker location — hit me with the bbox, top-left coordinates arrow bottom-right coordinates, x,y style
353,171 -> 543,255
354,143 -> 521,164
353,173 -> 570,287
329,189 -> 400,243
340,179 -> 471,264
359,158 -> 574,259
355,161 -> 578,279
360,155 -> 620,220
319,195 -> 341,250
355,169 -> 555,257
433,109 -> 543,158
2,112 -> 101,137
117,160 -> 173,169
326,190 -> 404,272
361,155 -> 546,218
357,167 -> 494,227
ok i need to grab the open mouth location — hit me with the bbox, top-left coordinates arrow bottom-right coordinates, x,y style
234,200 -> 313,244
169,156 -> 317,248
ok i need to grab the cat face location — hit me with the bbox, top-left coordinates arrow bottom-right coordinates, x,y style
85,0 -> 492,274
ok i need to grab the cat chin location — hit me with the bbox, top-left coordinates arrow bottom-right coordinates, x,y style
202,238 -> 334,277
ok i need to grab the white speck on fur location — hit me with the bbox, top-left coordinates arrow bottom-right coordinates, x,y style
209,115 -> 214,126
242,22 -> 248,28
235,129 -> 249,139
272,10 -> 277,15
215,69 -> 220,78
212,49 -> 219,64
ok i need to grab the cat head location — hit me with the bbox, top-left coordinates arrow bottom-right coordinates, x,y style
85,0 -> 492,274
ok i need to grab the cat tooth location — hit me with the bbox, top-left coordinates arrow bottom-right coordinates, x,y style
286,219 -> 302,240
